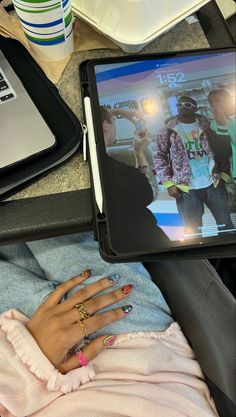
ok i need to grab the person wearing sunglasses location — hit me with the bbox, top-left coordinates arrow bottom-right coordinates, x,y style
153,95 -> 234,238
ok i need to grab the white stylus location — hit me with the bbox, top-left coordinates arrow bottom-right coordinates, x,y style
84,96 -> 103,213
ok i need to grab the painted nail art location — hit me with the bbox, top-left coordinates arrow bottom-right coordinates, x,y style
82,269 -> 91,278
108,274 -> 120,283
122,305 -> 133,314
103,335 -> 117,348
122,284 -> 133,295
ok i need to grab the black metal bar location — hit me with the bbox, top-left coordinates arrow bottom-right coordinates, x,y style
197,0 -> 235,48
0,190 -> 93,245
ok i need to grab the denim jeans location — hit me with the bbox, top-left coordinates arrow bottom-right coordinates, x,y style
0,232 -> 174,338
176,183 -> 235,236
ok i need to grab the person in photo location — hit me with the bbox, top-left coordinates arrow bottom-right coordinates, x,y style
101,105 -> 158,200
208,89 -> 236,212
153,95 -> 234,237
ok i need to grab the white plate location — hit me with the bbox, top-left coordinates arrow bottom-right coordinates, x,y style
72,0 -> 210,52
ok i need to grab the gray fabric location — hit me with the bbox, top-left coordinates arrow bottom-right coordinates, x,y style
144,259 -> 236,417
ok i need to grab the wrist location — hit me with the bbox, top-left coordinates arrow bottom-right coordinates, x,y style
135,152 -> 148,165
134,148 -> 143,155
164,180 -> 174,188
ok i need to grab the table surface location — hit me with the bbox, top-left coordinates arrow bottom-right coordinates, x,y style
0,0 -> 235,245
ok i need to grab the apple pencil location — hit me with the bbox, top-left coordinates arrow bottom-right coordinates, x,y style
84,96 -> 103,214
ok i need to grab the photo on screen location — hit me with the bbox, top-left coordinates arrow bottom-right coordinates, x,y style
95,52 -> 236,242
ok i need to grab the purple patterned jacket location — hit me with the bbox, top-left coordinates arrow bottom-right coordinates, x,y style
153,115 -> 221,186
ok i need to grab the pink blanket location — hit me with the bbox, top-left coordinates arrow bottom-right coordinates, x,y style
0,309 -> 219,417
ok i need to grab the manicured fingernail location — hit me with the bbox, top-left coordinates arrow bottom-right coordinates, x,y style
103,335 -> 117,348
122,305 -> 133,314
81,269 -> 91,278
108,274 -> 120,283
122,284 -> 133,295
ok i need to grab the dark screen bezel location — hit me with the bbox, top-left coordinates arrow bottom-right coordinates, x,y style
86,47 -> 236,256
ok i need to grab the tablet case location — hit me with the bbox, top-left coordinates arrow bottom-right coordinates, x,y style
80,51 -> 236,262
0,36 -> 82,200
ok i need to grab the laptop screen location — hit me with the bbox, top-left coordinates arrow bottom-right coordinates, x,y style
94,50 -> 236,244
0,50 -> 56,171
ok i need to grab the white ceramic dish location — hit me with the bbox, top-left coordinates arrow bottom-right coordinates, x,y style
72,0 -> 210,52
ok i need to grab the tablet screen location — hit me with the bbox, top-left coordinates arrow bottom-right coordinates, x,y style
94,50 -> 236,244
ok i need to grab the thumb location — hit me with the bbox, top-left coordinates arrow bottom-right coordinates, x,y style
58,335 -> 117,374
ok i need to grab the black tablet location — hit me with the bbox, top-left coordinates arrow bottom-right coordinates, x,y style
80,47 -> 236,261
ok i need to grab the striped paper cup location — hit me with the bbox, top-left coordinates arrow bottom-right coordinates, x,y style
13,0 -> 74,62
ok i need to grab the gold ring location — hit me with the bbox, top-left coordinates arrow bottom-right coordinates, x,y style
74,303 -> 90,321
78,320 -> 88,337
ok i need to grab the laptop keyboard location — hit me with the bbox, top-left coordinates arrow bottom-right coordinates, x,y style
0,68 -> 16,104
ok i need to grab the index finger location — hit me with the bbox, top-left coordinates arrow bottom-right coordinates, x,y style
43,269 -> 91,308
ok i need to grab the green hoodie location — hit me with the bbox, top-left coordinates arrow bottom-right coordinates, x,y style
211,118 -> 236,179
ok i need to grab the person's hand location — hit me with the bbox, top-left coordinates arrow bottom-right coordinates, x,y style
167,185 -> 181,199
133,130 -> 151,153
128,109 -> 145,122
212,106 -> 227,126
110,108 -> 145,122
26,270 -> 133,374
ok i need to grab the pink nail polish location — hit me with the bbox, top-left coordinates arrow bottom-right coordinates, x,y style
103,335 -> 117,348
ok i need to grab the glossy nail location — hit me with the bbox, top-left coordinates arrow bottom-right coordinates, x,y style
103,335 -> 117,348
81,269 -> 91,278
122,284 -> 133,295
122,305 -> 133,314
108,274 -> 120,284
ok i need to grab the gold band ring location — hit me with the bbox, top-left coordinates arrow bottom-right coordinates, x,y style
74,303 -> 90,321
78,320 -> 89,337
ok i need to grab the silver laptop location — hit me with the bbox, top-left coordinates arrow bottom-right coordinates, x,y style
0,50 -> 56,171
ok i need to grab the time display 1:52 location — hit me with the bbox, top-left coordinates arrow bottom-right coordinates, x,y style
156,72 -> 186,87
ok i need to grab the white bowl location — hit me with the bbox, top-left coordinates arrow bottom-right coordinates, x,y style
72,0 -> 210,53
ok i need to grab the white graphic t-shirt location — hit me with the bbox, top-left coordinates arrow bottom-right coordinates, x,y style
180,122 -> 212,190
